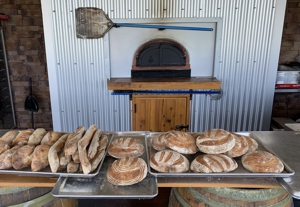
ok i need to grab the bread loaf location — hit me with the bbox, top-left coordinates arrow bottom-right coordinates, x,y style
244,136 -> 258,153
164,131 -> 197,154
90,134 -> 108,172
28,128 -> 47,146
0,140 -> 10,154
12,145 -> 35,170
0,145 -> 22,169
196,129 -> 235,154
64,126 -> 85,156
151,133 -> 167,151
190,154 -> 238,173
107,157 -> 147,186
0,130 -> 19,146
41,131 -> 61,146
48,134 -> 68,173
88,129 -> 102,159
67,161 -> 79,173
78,124 -> 97,174
31,145 -> 50,172
241,150 -> 284,173
150,150 -> 189,173
11,129 -> 34,146
108,137 -> 145,158
224,133 -> 249,158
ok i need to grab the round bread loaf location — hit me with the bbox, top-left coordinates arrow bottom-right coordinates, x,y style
107,157 -> 147,186
196,129 -> 235,154
151,133 -> 167,151
241,150 -> 284,173
244,136 -> 258,153
150,150 -> 189,173
164,131 -> 197,154
191,154 -> 238,173
108,137 -> 145,158
224,133 -> 249,158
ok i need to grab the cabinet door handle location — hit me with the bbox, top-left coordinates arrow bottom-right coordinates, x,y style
134,104 -> 137,113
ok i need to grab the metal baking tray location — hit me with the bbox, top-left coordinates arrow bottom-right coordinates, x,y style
148,132 -> 295,177
0,133 -> 112,177
52,131 -> 158,198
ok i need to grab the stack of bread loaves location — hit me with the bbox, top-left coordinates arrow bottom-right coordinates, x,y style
106,137 -> 147,186
0,125 -> 108,174
150,129 -> 284,174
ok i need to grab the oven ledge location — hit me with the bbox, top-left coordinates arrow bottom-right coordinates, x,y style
107,77 -> 221,90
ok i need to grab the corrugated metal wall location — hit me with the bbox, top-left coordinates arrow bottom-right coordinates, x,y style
42,0 -> 285,132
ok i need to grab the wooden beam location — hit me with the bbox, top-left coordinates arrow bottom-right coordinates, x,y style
107,77 -> 221,90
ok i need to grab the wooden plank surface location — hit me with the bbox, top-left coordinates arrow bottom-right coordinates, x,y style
0,174 -> 281,188
107,77 -> 221,90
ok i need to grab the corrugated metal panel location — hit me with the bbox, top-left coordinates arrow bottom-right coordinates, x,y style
43,0 -> 284,132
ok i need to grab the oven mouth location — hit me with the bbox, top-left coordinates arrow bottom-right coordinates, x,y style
131,39 -> 190,78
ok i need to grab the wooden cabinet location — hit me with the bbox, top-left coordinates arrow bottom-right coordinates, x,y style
132,94 -> 190,132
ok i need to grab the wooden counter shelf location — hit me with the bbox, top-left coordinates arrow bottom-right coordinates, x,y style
107,77 -> 221,90
0,174 -> 281,189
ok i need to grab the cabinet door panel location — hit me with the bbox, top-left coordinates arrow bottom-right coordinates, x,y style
132,95 -> 190,132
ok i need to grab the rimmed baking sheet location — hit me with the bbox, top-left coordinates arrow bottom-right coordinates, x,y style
148,132 -> 295,177
52,132 -> 158,198
0,133 -> 112,177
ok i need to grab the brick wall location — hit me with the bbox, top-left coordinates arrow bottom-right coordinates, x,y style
272,0 -> 300,122
0,0 -> 52,130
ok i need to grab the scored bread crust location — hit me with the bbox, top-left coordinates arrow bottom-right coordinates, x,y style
196,129 -> 235,154
108,137 -> 145,158
0,130 -> 20,146
150,150 -> 189,173
164,131 -> 197,154
151,133 -> 167,151
191,154 -> 238,173
224,133 -> 249,158
107,157 -> 147,186
241,150 -> 284,173
244,136 -> 258,153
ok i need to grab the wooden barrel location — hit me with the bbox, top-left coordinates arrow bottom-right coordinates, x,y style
0,187 -> 77,207
169,187 -> 294,207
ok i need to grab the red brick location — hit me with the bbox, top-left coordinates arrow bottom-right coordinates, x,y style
19,37 -> 42,50
13,0 -> 40,4
20,9 -> 42,16
2,15 -> 22,26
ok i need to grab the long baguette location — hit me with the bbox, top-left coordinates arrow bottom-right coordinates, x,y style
90,135 -> 108,172
59,133 -> 74,170
0,145 -> 22,169
0,130 -> 19,146
78,124 -> 97,174
88,129 -> 102,159
64,126 -> 85,156
67,161 -> 79,173
48,134 -> 68,173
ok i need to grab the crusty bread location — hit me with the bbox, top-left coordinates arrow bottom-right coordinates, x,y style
0,130 -> 19,146
64,126 -> 85,156
78,124 -> 97,174
196,129 -> 235,154
31,145 -> 50,172
12,145 -> 35,170
107,157 -> 147,186
11,129 -> 34,146
151,133 -> 167,151
191,154 -> 238,173
108,137 -> 145,158
164,131 -> 197,154
241,150 -> 284,173
0,140 -> 10,154
41,131 -> 62,146
224,133 -> 249,158
150,150 -> 189,173
88,129 -> 102,159
244,136 -> 258,153
90,134 -> 108,172
28,128 -> 47,146
48,134 -> 68,173
0,145 -> 22,169
67,161 -> 79,173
